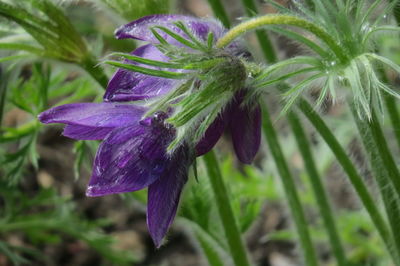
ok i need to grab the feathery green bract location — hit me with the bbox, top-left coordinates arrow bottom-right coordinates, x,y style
102,22 -> 249,153
104,60 -> 188,79
255,0 -> 400,118
0,0 -> 88,63
167,55 -> 247,152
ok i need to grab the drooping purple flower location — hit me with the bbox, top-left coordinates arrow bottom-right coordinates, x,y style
106,14 -> 262,163
38,14 -> 262,248
39,104 -> 192,247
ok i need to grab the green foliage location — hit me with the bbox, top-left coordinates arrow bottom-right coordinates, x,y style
1,0 -> 400,265
0,64 -> 99,185
0,185 -> 137,265
252,0 -> 400,119
98,0 -> 170,21
0,0 -> 87,63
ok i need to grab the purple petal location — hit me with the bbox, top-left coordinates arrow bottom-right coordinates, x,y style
115,15 -> 226,45
38,102 -> 145,128
229,102 -> 261,164
62,125 -> 113,140
86,121 -> 175,197
147,146 -> 191,247
195,114 -> 225,156
104,44 -> 180,102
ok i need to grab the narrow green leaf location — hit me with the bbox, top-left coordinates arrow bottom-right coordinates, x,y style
0,42 -> 43,54
0,54 -> 33,63
255,66 -> 318,89
104,60 -> 188,79
150,28 -> 169,45
111,52 -> 183,68
281,73 -> 325,115
268,26 -> 329,58
366,53 -> 400,74
174,21 -> 207,50
255,56 -> 322,81
153,26 -> 200,50
207,32 -> 214,49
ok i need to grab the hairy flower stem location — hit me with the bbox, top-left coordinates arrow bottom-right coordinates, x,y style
385,96 -> 400,150
216,15 -> 347,63
234,6 -> 346,261
349,103 -> 400,264
368,109 -> 400,197
80,55 -> 109,90
203,151 -> 251,266
0,68 -> 6,129
297,98 -> 396,262
261,104 -> 319,266
384,6 -> 400,150
287,112 -> 347,266
216,3 -> 322,262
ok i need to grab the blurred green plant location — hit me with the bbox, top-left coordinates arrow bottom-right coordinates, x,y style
0,63 -> 99,185
96,0 -> 170,21
0,185 -> 137,265
1,0 -> 400,265
0,0 -> 108,87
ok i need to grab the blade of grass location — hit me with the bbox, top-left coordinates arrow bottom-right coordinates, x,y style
297,98 -> 397,263
206,0 -> 231,28
203,150 -> 251,266
261,103 -> 319,266
287,111 -> 347,265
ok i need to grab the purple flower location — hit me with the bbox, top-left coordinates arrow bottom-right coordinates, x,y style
39,104 -> 192,247
38,14 -> 261,247
107,14 -> 261,163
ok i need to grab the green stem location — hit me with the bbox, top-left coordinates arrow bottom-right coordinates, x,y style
369,109 -> 400,197
240,0 -> 277,63
393,0 -> 400,25
376,68 -> 400,153
0,68 -> 6,130
287,112 -> 347,266
385,95 -> 400,150
203,151 -> 250,266
206,0 -> 231,28
261,104 -> 319,266
386,5 -> 400,150
226,8 -> 318,261
297,99 -> 394,260
216,14 -> 347,63
349,103 -> 400,265
80,55 -> 109,90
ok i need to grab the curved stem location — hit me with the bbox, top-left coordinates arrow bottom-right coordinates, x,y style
287,112 -> 347,266
203,151 -> 251,266
297,98 -> 395,261
261,104 -> 319,266
216,14 -> 347,63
